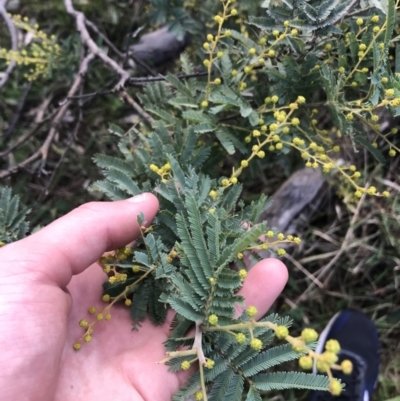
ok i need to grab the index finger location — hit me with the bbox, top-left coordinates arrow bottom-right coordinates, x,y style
1,193 -> 159,288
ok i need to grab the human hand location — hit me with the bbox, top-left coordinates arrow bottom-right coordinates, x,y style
0,193 -> 288,401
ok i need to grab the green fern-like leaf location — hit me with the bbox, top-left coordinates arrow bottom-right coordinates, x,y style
0,187 -> 31,243
253,371 -> 332,391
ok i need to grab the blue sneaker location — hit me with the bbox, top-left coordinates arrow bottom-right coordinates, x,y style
309,309 -> 380,401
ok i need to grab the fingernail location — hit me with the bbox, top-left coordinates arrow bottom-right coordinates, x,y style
126,193 -> 148,203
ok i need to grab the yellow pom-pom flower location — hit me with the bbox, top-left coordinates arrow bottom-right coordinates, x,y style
236,332 -> 247,344
292,339 -> 305,353
297,96 -> 306,104
250,338 -> 263,351
316,359 -> 327,372
246,306 -> 258,318
301,328 -> 318,342
275,325 -> 289,339
208,314 -> 219,325
181,361 -> 191,370
84,334 -> 92,343
239,269 -> 247,280
341,359 -> 353,374
325,339 -> 341,354
299,355 -> 313,370
385,88 -> 395,97
209,190 -> 218,199
322,351 -> 338,365
329,379 -> 342,396
79,319 -> 88,328
205,359 -> 215,369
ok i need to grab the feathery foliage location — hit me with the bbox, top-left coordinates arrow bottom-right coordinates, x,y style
0,188 -> 30,244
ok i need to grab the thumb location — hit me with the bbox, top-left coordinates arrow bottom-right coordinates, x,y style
2,193 -> 159,288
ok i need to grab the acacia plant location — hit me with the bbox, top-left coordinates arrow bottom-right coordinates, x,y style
1,0 -> 400,400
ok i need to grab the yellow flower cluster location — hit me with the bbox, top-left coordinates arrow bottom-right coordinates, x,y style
149,162 -> 171,182
108,272 -> 127,283
0,15 -> 61,81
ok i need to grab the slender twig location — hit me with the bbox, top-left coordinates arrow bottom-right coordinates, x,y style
127,71 -> 209,85
63,0 -> 130,89
59,71 -> 210,103
119,90 -> 154,125
0,112 -> 56,158
85,20 -> 158,78
3,82 -> 32,142
0,0 -> 18,90
59,88 -> 115,104
128,53 -> 158,77
84,18 -> 125,59
0,52 -> 95,179
347,6 -> 374,17
284,253 -> 324,289
37,92 -> 83,202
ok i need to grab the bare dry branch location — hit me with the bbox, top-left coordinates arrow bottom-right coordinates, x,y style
64,0 -> 130,89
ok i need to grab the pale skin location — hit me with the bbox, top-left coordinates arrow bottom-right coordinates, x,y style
0,193 -> 288,401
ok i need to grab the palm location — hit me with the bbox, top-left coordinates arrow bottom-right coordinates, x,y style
55,263 -> 183,401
